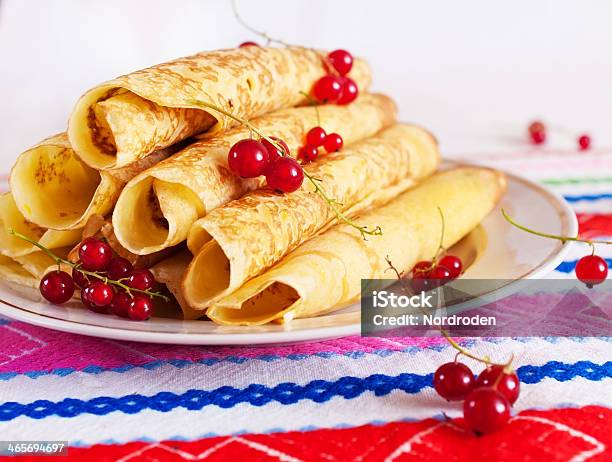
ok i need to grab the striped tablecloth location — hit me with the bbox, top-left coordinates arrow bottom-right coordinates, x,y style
0,151 -> 611,461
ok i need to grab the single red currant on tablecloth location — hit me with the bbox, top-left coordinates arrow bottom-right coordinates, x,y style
261,137 -> 289,163
312,75 -> 343,104
528,120 -> 546,145
82,281 -> 114,312
337,77 -> 359,105
439,255 -> 463,279
109,292 -> 132,318
128,295 -> 154,321
306,127 -> 327,147
575,254 -> 608,288
127,269 -> 156,291
79,237 -> 113,271
577,134 -> 591,151
107,257 -> 133,281
228,139 -> 270,178
475,365 -> 520,405
40,271 -> 75,304
433,362 -> 475,401
323,133 -> 344,153
265,157 -> 304,193
463,387 -> 511,435
239,41 -> 259,47
298,145 -> 319,163
327,49 -> 353,76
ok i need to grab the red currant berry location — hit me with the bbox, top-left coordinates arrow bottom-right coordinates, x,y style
261,137 -> 289,163
575,255 -> 608,288
78,237 -> 113,271
530,130 -> 546,145
72,269 -> 91,289
337,77 -> 359,105
476,365 -> 520,405
412,261 -> 432,276
127,269 -> 156,291
82,281 -> 114,311
323,133 -> 343,153
434,362 -> 475,401
306,127 -> 327,147
107,257 -> 133,281
463,387 -> 511,435
578,134 -> 591,151
327,49 -> 353,76
429,265 -> 452,285
312,75 -> 343,103
265,157 -> 304,193
239,41 -> 258,47
298,144 -> 319,163
411,271 -> 432,293
109,291 -> 132,318
128,295 -> 154,321
40,271 -> 75,304
439,255 -> 463,279
228,139 -> 270,178
528,120 -> 545,135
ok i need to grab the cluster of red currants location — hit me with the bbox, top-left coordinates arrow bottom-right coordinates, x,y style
434,361 -> 520,435
228,136 -> 304,193
528,120 -> 591,151
298,127 -> 343,164
409,255 -> 463,293
39,237 -> 158,321
312,49 -> 358,105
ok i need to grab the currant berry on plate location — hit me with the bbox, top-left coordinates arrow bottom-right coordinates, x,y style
439,255 -> 463,279
463,387 -> 511,435
575,254 -> 608,288
298,144 -> 319,163
127,269 -> 156,291
107,257 -> 133,281
72,268 -> 91,289
128,295 -> 154,321
337,77 -> 359,105
40,271 -> 75,304
79,237 -> 113,271
261,137 -> 289,163
239,41 -> 258,47
109,291 -> 132,318
433,362 -> 475,401
306,127 -> 327,147
82,281 -> 114,312
476,365 -> 520,405
265,156 -> 304,193
228,139 -> 270,178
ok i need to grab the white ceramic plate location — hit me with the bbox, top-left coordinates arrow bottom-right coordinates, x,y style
0,169 -> 577,345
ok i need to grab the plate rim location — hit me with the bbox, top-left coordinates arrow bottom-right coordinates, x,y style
0,168 -> 578,345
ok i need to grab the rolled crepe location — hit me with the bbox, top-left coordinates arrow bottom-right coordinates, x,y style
182,123 -> 441,310
9,133 -> 176,230
208,167 -> 507,325
150,251 -> 200,320
113,94 -> 396,255
0,193 -> 81,258
68,46 -> 371,170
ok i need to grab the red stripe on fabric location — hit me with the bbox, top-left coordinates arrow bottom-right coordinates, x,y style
15,406 -> 609,461
577,213 -> 612,239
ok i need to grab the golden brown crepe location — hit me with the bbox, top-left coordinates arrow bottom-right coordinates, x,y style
68,47 -> 371,170
0,192 -> 81,258
208,167 -> 507,325
182,123 -> 441,311
9,133 -> 176,230
112,94 -> 397,255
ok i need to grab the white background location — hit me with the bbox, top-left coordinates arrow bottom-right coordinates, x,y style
1,0 -> 612,172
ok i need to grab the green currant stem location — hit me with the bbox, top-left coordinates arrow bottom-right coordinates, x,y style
8,229 -> 170,302
298,90 -> 322,127
187,99 -> 382,239
502,208 -> 612,248
231,0 -> 293,47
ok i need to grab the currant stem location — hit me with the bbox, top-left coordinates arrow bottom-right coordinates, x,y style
385,256 -> 511,368
187,98 -> 382,239
231,0 -> 293,47
8,229 -> 170,302
502,209 -> 612,246
299,90 -> 322,127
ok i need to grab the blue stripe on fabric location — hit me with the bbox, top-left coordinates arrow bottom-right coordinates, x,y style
563,193 -> 612,203
0,360 -> 609,422
556,258 -> 612,273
